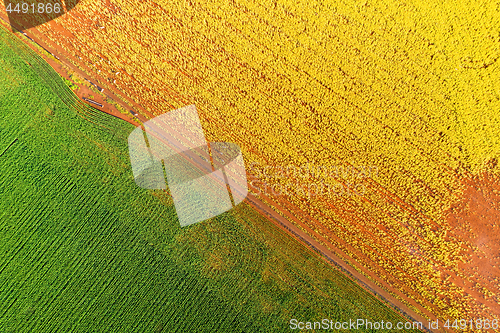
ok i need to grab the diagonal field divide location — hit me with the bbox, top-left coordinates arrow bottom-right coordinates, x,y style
246,191 -> 437,332
2,18 -> 444,332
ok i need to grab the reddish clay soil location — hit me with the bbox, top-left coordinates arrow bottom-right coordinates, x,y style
446,171 -> 500,317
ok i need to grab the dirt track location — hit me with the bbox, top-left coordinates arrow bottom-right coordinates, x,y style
0,15 -> 146,127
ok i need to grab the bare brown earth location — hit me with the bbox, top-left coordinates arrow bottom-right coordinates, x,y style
446,171 -> 500,318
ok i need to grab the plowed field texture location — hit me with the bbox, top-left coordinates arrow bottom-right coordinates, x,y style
1,0 -> 499,329
0,24 -> 419,332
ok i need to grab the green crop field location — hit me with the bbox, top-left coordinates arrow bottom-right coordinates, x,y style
0,25 -> 417,332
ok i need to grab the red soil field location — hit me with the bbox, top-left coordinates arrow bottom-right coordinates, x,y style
446,171 -> 500,318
